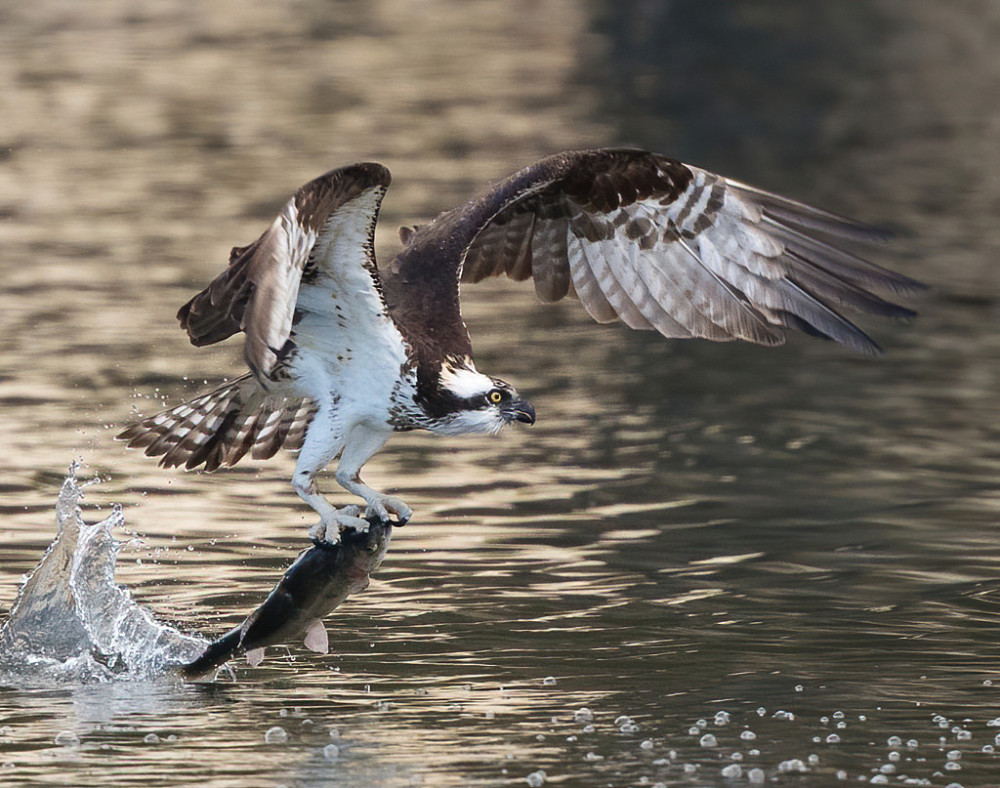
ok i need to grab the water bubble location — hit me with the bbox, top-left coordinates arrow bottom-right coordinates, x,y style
795,684 -> 803,692
264,726 -> 288,744
870,776 -> 889,785
582,725 -> 595,734
720,764 -> 741,778
740,730 -> 756,741
682,764 -> 697,773
714,711 -> 730,726
888,751 -> 900,762
695,718 -> 707,728
525,770 -> 546,787
730,752 -> 743,761
640,740 -> 654,750
323,744 -> 340,760
772,710 -> 795,721
143,733 -> 160,744
584,752 -> 603,761
699,733 -> 717,748
54,731 -> 80,747
573,708 -> 593,724
944,761 -> 961,772
747,768 -> 765,784
833,711 -> 845,719
776,759 -> 808,773
808,754 -> 819,765
982,744 -> 995,753
614,716 -> 633,727
946,750 -> 962,760
907,739 -> 919,749
887,736 -> 902,746
826,734 -> 841,744
329,727 -> 341,740
836,771 -> 848,781
820,716 -> 830,724
620,724 -> 640,734
879,763 -> 896,774
542,676 -> 557,686
756,707 -> 767,716
955,729 -> 972,741
687,727 -> 701,736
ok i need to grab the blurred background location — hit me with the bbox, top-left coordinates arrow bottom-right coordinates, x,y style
1,2 -> 999,786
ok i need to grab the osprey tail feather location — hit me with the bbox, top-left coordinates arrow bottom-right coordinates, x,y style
117,374 -> 317,472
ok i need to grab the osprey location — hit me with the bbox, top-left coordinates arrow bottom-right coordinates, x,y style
119,148 -> 922,542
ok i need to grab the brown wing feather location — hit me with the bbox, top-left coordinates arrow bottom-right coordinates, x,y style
383,148 -> 923,359
176,162 -> 391,379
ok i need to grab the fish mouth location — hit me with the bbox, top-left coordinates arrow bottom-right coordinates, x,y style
505,398 -> 536,425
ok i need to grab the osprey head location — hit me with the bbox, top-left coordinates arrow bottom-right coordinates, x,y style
425,361 -> 535,436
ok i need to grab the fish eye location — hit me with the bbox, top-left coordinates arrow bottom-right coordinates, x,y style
487,389 -> 504,404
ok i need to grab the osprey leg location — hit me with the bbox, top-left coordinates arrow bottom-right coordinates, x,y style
335,423 -> 412,526
291,413 -> 368,543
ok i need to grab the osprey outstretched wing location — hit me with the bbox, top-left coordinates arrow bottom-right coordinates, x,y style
121,149 -> 922,543
383,148 -> 921,365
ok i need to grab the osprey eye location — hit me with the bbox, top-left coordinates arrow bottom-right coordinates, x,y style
488,390 -> 504,404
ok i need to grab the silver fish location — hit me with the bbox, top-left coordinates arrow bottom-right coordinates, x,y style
183,520 -> 391,678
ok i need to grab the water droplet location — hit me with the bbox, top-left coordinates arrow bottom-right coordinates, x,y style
54,731 -> 80,747
720,764 -> 741,778
573,708 -> 593,724
265,726 -> 288,744
826,734 -> 841,744
740,730 -> 756,741
525,769 -> 546,787
143,733 -> 160,743
747,767 -> 765,784
699,733 -> 717,748
542,676 -> 557,686
640,739 -> 654,750
714,711 -> 730,726
776,759 -> 808,773
887,736 -> 902,746
323,744 -> 340,760
328,727 -> 341,740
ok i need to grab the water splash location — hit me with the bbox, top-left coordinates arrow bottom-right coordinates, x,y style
0,465 -> 205,682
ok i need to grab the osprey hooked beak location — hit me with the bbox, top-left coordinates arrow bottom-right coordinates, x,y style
505,398 -> 536,425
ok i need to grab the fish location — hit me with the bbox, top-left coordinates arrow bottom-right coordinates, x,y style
182,520 -> 392,678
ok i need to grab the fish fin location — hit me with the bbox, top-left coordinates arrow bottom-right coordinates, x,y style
246,647 -> 265,667
303,619 -> 329,653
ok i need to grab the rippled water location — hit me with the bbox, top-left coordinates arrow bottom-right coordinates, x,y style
2,1 -> 1000,786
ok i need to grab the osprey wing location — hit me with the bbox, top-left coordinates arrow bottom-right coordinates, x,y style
389,149 -> 923,356
177,163 -> 392,380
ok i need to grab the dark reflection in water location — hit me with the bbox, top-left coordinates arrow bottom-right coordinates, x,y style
2,1 -> 1000,785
